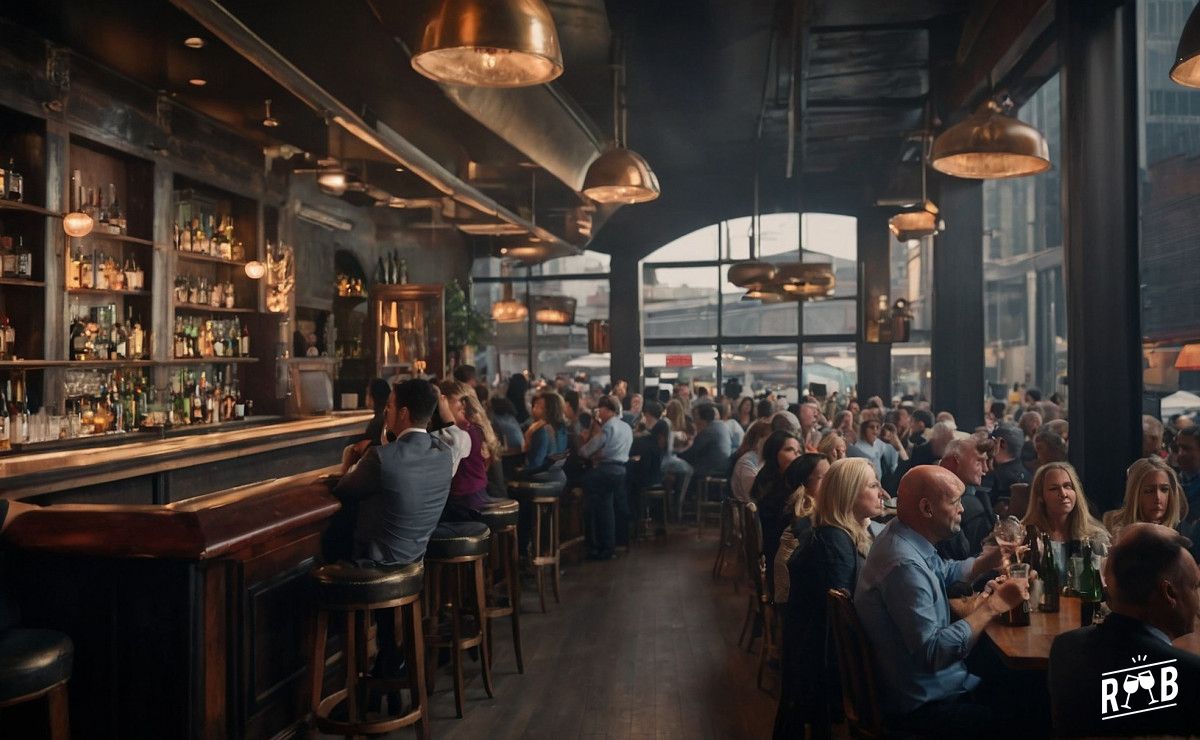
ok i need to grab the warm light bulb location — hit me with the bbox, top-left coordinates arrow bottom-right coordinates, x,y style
318,170 -> 347,194
63,211 -> 94,238
245,260 -> 266,279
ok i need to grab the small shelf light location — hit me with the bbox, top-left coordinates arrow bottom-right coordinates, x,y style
188,78 -> 207,87
244,260 -> 266,279
63,210 -> 94,238
184,37 -> 206,49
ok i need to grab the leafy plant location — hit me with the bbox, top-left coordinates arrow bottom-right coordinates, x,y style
445,279 -> 490,350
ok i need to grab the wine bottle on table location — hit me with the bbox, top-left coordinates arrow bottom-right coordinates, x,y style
1078,536 -> 1102,626
1039,533 -> 1060,612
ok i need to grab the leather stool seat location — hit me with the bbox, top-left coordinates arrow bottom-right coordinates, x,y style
0,629 -> 73,704
427,521 -> 491,559
311,561 -> 424,608
644,485 -> 667,498
477,498 -> 519,529
507,480 -> 565,500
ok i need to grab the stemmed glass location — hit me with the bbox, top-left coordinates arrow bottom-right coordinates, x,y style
990,516 -> 1028,568
1139,670 -> 1158,704
1122,673 -> 1141,709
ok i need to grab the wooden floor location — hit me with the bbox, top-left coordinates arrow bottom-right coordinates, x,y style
325,529 -> 777,739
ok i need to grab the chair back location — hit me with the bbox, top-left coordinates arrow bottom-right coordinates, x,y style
826,588 -> 885,739
1008,483 -> 1030,519
742,501 -> 767,602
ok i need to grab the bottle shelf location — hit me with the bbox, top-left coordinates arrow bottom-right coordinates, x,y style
68,288 -> 151,297
0,277 -> 45,288
63,360 -> 155,368
159,357 -> 258,365
1,359 -> 257,369
0,200 -> 61,218
174,302 -> 255,314
81,233 -> 155,247
175,251 -> 249,267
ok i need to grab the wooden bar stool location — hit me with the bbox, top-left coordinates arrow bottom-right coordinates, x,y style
638,484 -> 669,540
697,475 -> 728,537
309,560 -> 428,739
558,485 -> 587,563
424,521 -> 493,718
508,479 -> 565,613
0,628 -> 72,740
477,498 -> 524,675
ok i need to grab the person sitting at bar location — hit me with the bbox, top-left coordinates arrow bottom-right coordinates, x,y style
677,402 -> 731,520
1017,410 -> 1042,473
1021,461 -> 1109,585
817,431 -> 847,464
909,420 -> 955,468
981,423 -> 1029,515
847,418 -> 890,481
579,395 -> 632,559
331,379 -> 468,677
440,381 -> 505,515
730,421 -> 772,503
854,465 -> 1024,736
338,378 -> 395,474
772,453 -> 830,606
627,400 -> 670,533
936,437 -> 997,561
1048,523 -> 1200,737
520,390 -> 568,482
488,397 -> 525,453
775,457 -> 886,739
908,408 -> 934,449
1103,457 -> 1188,541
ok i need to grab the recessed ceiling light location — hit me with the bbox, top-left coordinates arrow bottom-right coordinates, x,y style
184,37 -> 206,49
188,78 -> 207,87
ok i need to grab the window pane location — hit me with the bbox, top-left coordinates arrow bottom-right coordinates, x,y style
804,298 -> 857,336
803,343 -> 858,398
891,233 -> 932,400
721,343 -> 799,399
802,213 -> 858,296
1139,1 -> 1200,419
982,73 -> 1065,398
643,224 -> 718,262
533,278 -> 609,383
643,265 -> 720,338
726,213 -> 801,261
643,346 -> 718,396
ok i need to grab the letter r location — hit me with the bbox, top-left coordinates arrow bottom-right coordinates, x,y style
1101,678 -> 1120,713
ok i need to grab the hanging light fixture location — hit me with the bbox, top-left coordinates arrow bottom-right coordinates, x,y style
491,282 -> 528,322
583,39 -> 660,204
63,169 -> 93,237
773,262 -> 836,300
1171,3 -> 1200,87
890,131 -> 945,240
411,0 -> 563,88
729,171 -> 776,290
930,98 -> 1050,179
534,295 -> 576,325
261,99 -> 279,128
244,260 -> 266,279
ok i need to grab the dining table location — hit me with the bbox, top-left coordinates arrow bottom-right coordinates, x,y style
984,596 -> 1200,670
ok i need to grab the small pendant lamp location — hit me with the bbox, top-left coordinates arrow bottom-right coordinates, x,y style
931,98 -> 1050,179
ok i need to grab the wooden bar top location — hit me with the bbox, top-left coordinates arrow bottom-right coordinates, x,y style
985,597 -> 1200,670
0,412 -> 371,498
3,465 -> 342,560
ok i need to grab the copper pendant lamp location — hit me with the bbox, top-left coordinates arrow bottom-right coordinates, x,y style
491,282 -> 528,322
412,0 -> 564,88
1171,2 -> 1200,87
931,99 -> 1050,179
583,39 -> 660,204
889,200 -> 942,241
773,262 -> 836,300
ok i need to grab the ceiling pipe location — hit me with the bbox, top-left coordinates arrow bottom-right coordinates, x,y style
169,0 -> 579,254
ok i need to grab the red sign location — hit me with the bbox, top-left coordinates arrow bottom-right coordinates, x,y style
665,354 -> 692,367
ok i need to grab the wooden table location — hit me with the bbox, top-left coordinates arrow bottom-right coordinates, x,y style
985,597 -> 1200,670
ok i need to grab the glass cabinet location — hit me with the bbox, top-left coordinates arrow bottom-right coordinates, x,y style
370,283 -> 445,381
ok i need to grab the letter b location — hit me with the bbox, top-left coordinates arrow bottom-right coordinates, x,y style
1160,666 -> 1179,702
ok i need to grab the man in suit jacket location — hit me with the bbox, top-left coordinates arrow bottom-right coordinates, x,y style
1049,523 -> 1200,737
677,402 -> 731,519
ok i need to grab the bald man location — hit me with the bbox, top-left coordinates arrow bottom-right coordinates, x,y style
854,466 -> 1028,735
1048,523 -> 1200,737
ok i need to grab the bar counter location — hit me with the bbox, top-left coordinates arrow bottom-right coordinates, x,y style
4,464 -> 350,739
0,411 -> 373,503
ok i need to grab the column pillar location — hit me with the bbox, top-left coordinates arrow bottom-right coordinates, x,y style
855,209 -> 892,402
609,250 -> 643,391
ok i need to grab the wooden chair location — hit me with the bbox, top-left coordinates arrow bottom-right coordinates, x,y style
696,475 -> 727,538
826,588 -> 885,740
736,501 -> 775,691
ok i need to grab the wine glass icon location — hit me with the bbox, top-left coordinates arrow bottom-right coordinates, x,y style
1122,673 -> 1142,709
1138,670 -> 1158,704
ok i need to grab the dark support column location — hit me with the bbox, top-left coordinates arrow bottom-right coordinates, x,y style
855,209 -> 892,402
1060,0 -> 1140,511
931,177 -> 985,430
610,250 -> 643,391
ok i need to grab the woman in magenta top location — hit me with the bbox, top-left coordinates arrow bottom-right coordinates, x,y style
440,381 -> 503,511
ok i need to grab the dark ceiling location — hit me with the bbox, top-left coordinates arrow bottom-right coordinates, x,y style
2,0 -> 1037,261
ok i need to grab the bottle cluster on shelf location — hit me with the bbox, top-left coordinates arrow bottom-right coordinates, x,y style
336,273 -> 365,297
174,275 -> 238,308
0,232 -> 33,279
0,374 -> 31,448
375,250 -> 408,285
71,170 -> 125,235
0,317 -> 16,361
0,157 -> 25,203
168,369 -> 246,426
67,247 -> 146,291
173,316 -> 249,359
173,214 -> 246,261
69,304 -> 149,361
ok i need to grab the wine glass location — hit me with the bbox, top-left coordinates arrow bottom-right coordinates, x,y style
991,516 -> 1028,568
1138,670 -> 1157,704
1122,673 -> 1141,709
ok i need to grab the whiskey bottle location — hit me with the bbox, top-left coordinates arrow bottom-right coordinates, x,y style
5,158 -> 23,202
15,237 -> 31,279
0,235 -> 16,277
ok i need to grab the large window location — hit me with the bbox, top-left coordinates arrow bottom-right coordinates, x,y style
982,74 -> 1066,400
1139,0 -> 1200,421
890,234 -> 932,399
641,213 -> 858,397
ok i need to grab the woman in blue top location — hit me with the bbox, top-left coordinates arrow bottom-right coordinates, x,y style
521,390 -> 568,481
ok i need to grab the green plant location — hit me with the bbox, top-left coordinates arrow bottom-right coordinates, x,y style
445,279 -> 490,349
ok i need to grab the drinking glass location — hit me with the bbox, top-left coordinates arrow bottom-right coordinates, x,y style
1007,562 -> 1031,587
1069,556 -> 1084,593
990,516 -> 1027,567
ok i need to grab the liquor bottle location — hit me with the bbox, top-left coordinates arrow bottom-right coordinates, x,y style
80,251 -> 94,289
0,387 -> 9,451
234,382 -> 245,420
0,317 -> 7,360
1078,537 -> 1103,626
68,246 -> 82,289
1039,534 -> 1060,612
192,377 -> 203,424
109,183 -> 124,234
15,237 -> 31,279
1,317 -> 14,360
94,251 -> 109,290
0,235 -> 16,277
375,257 -> 386,284
6,158 -> 23,202
239,324 -> 250,356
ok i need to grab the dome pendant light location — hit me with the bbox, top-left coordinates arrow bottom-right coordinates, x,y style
412,0 -> 563,88
1171,2 -> 1200,87
729,173 -> 776,291
582,40 -> 660,204
890,132 -> 945,240
931,98 -> 1050,179
491,281 -> 528,323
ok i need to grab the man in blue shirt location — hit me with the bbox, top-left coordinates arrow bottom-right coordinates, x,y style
580,394 -> 633,559
854,465 -> 1026,736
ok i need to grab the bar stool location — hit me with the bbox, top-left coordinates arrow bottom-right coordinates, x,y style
697,475 -> 728,537
477,498 -> 524,675
712,495 -> 738,579
559,485 -> 587,563
0,628 -> 72,740
508,479 -> 565,613
308,560 -> 428,738
424,521 -> 493,718
638,484 -> 669,540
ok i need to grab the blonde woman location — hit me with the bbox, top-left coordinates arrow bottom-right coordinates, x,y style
440,381 -> 504,510
818,431 -> 847,464
1022,461 -> 1109,584
1103,456 -> 1188,535
662,399 -> 695,506
776,457 -> 887,738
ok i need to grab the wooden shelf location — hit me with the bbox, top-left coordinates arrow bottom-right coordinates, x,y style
81,232 -> 155,247
0,360 -> 73,368
65,360 -> 155,368
174,302 -> 255,314
0,200 -> 61,218
335,294 -> 368,301
68,288 -> 151,297
0,277 -> 45,288
175,251 -> 249,267
159,357 -> 259,366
